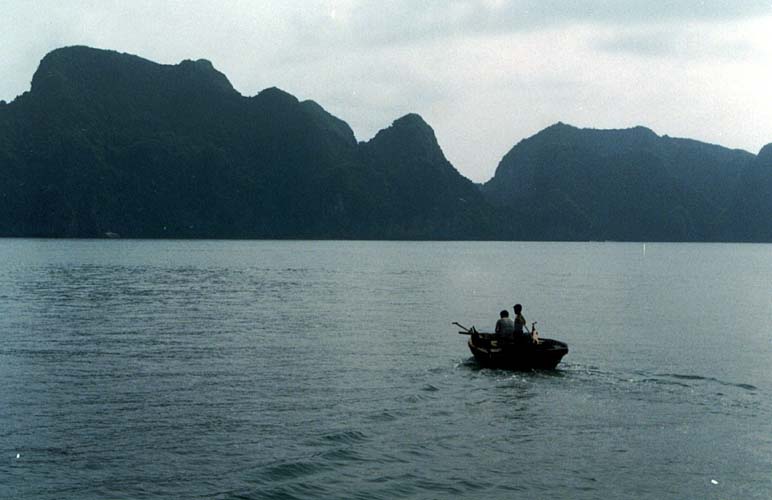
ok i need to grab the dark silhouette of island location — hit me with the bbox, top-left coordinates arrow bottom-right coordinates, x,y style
0,46 -> 770,241
482,123 -> 772,241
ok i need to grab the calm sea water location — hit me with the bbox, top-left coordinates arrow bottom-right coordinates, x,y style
1,239 -> 770,499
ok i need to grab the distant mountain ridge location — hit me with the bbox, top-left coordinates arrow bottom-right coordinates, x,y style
482,122 -> 770,241
0,46 -> 770,241
0,46 -> 498,239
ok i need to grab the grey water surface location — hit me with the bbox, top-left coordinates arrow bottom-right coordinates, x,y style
1,239 -> 770,499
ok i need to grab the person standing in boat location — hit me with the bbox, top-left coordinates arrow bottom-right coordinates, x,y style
495,310 -> 515,340
513,304 -> 529,343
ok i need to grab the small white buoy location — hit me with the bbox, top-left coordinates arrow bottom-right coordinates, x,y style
711,479 -> 719,485
15,453 -> 20,459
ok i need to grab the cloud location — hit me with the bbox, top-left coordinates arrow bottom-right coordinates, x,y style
593,28 -> 756,60
508,0 -> 772,25
306,0 -> 772,47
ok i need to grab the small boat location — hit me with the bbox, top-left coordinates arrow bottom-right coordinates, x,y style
454,323 -> 568,370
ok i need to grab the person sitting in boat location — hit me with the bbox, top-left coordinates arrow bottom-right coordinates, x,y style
513,304 -> 530,343
495,310 -> 515,340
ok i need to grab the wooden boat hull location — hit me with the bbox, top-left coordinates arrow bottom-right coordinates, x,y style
468,333 -> 568,370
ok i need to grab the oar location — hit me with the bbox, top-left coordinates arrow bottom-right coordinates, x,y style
452,322 -> 472,334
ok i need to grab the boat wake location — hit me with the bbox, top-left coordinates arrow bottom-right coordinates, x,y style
554,363 -> 766,416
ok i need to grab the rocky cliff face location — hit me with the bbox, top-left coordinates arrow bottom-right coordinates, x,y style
0,46 -> 499,239
353,114 -> 500,239
480,123 -> 768,241
757,143 -> 772,167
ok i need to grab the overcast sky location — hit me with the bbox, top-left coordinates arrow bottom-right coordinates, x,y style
3,1 -> 772,181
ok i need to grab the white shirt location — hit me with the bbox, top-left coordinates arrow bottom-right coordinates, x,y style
495,317 -> 515,337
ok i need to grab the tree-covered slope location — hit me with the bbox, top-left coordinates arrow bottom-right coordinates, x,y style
481,123 -> 770,241
0,46 -> 498,239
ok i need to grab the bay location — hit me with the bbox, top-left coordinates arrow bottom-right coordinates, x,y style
1,239 -> 770,499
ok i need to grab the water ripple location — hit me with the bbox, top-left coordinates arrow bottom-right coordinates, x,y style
2,240 -> 771,499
